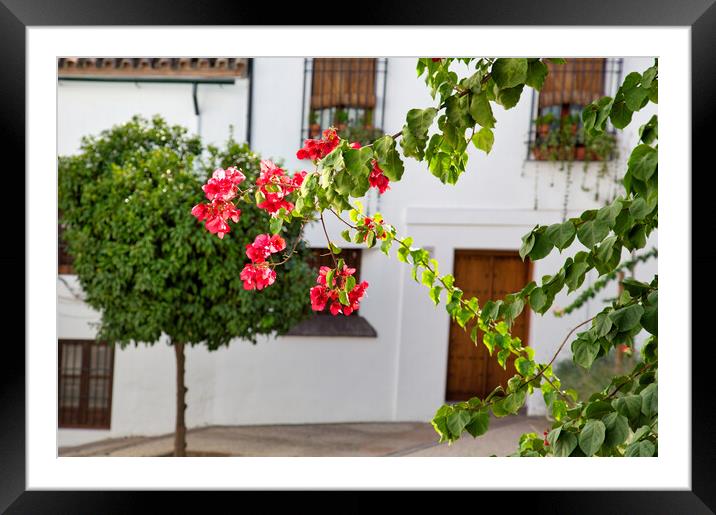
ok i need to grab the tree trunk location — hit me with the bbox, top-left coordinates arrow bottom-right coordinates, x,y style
174,341 -> 187,457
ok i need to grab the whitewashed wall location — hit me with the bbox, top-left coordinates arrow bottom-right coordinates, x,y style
57,57 -> 657,446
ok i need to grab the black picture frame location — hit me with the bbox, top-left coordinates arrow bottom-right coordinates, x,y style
3,0 -> 712,512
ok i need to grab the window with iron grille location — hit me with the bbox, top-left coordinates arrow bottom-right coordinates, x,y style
300,58 -> 388,146
58,339 -> 114,429
527,58 -> 623,161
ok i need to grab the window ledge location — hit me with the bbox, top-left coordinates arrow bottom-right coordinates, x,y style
285,314 -> 377,338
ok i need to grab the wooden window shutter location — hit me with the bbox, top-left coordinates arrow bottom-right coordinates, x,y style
310,58 -> 377,110
538,58 -> 606,107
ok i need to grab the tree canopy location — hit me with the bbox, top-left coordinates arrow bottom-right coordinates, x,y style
58,115 -> 313,349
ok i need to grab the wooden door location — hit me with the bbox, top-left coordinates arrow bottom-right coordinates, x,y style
445,250 -> 531,401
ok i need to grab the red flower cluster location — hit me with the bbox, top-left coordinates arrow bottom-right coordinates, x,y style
202,166 -> 246,201
309,265 -> 369,316
543,431 -> 550,447
369,160 -> 390,194
296,128 -> 340,161
255,160 -> 306,215
192,167 -> 246,238
239,233 -> 286,290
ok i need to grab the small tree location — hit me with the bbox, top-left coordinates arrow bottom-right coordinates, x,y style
59,116 -> 313,456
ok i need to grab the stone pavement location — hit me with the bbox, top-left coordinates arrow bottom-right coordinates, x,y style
59,414 -> 549,457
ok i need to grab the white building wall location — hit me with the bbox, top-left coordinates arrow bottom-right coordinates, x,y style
57,57 -> 657,446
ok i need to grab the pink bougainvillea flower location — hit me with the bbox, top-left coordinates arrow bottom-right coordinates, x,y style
350,142 -> 362,149
255,161 -> 305,215
202,166 -> 246,201
310,284 -> 329,311
296,128 -> 340,161
245,233 -> 286,263
191,199 -> 241,239
310,264 -> 368,316
368,160 -> 390,194
205,215 -> 231,239
240,262 -> 277,291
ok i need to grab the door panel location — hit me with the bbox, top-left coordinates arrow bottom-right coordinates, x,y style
445,250 -> 531,401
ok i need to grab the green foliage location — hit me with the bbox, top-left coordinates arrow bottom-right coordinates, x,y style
58,116 -> 313,349
271,57 -> 658,458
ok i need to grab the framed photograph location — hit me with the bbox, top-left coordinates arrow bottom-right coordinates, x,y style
3,0 -> 712,511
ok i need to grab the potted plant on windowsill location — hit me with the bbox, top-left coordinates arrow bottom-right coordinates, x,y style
334,108 -> 349,132
308,110 -> 321,138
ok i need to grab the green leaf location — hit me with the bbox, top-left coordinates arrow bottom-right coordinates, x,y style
529,287 -> 548,313
577,220 -> 610,248
345,275 -> 356,292
340,229 -> 351,242
640,383 -> 658,418
624,85 -> 649,111
641,304 -> 657,335
472,127 -> 494,154
628,144 -> 658,182
401,107 -> 437,159
338,290 -> 350,306
373,136 -> 405,182
608,304 -> 645,332
325,268 -> 335,288
584,400 -> 613,419
572,335 -> 600,369
613,395 -> 642,425
464,410 -> 490,438
269,217 -> 283,235
430,285 -> 442,306
446,410 -> 471,437
481,300 -> 500,322
610,99 -> 633,129
491,58 -> 528,89
625,440 -> 655,457
525,59 -> 548,90
551,430 -> 578,457
445,95 -> 473,130
638,115 -> 658,145
602,412 -> 630,447
593,312 -> 613,338
519,232 -> 535,260
469,91 -> 496,128
629,197 -> 652,220
528,230 -> 553,260
565,261 -> 590,292
515,357 -> 535,376
545,221 -> 576,250
496,84 -> 524,109
578,419 -> 606,456
329,242 -> 342,254
421,269 -> 436,288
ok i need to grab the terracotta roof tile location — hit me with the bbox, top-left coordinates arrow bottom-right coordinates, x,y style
58,58 -> 248,78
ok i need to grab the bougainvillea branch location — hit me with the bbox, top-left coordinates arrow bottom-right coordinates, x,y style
192,57 -> 659,457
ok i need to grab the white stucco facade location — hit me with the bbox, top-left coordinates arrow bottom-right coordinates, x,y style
57,57 -> 657,447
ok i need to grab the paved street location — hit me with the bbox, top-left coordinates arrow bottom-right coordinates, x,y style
59,414 -> 548,457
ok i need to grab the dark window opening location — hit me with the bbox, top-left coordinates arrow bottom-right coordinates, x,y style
301,58 -> 388,146
285,247 -> 377,338
527,58 -> 623,161
58,339 -> 114,429
306,247 -> 363,315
